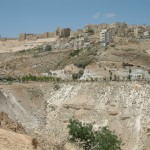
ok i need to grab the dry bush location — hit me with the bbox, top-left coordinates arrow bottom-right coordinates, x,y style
32,138 -> 38,149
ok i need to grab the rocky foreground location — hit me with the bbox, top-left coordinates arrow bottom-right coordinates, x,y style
0,81 -> 150,150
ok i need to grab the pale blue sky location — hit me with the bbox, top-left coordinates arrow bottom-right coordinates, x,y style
0,0 -> 149,37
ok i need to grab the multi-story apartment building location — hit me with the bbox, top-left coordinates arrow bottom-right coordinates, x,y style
100,29 -> 112,47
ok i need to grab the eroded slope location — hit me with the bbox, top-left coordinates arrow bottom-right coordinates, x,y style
0,82 -> 150,149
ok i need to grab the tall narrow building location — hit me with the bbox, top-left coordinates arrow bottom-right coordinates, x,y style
100,29 -> 112,47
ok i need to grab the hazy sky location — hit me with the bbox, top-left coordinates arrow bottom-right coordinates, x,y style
0,0 -> 150,37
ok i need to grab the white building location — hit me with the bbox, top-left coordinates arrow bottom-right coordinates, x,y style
100,29 -> 112,47
143,31 -> 150,38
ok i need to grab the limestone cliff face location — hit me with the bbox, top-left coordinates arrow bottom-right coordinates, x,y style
0,82 -> 150,150
0,84 -> 46,132
45,82 -> 150,150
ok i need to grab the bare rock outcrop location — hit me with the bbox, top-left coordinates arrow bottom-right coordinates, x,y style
0,82 -> 150,150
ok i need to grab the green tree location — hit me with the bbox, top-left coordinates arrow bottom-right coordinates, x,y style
68,119 -> 122,150
128,68 -> 132,80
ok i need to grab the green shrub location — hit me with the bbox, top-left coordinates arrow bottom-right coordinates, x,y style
72,73 -> 78,80
5,76 -> 16,82
86,28 -> 94,35
0,76 -> 17,82
70,50 -> 80,57
21,75 -> 61,82
72,70 -> 84,80
68,119 -> 94,150
109,70 -> 112,81
128,68 -> 132,80
74,58 -> 92,68
17,46 -> 43,55
68,119 -> 122,150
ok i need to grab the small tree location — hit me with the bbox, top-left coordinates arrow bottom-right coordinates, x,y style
68,119 -> 122,150
86,28 -> 94,35
68,119 -> 95,150
128,68 -> 132,80
109,70 -> 112,81
72,70 -> 84,80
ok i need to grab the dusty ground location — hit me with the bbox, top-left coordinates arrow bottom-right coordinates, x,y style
0,112 -> 37,150
0,112 -> 26,134
0,129 -> 34,150
0,38 -> 57,53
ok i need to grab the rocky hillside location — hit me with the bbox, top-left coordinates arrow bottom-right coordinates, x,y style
0,81 -> 150,150
0,23 -> 150,150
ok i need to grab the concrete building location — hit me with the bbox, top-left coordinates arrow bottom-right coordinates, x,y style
134,26 -> 146,39
134,26 -> 139,38
100,29 -> 112,47
143,31 -> 150,38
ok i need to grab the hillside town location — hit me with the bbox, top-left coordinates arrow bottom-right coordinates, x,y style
0,22 -> 150,82
0,22 -> 150,150
1,22 -> 150,52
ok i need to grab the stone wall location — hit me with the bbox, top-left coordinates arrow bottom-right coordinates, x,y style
19,32 -> 57,41
0,38 -> 18,41
38,32 -> 57,39
19,33 -> 38,41
38,32 -> 49,39
48,32 -> 57,38
70,29 -> 84,37
56,28 -> 71,38
19,33 -> 26,41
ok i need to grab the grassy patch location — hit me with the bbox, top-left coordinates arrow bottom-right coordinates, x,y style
69,49 -> 80,57
0,76 -> 17,82
16,46 -> 43,55
21,74 -> 61,82
74,58 -> 93,68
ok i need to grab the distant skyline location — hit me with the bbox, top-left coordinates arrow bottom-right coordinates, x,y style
0,0 -> 150,37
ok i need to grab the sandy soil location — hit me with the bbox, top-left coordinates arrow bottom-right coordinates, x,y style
0,129 -> 34,150
0,38 -> 57,53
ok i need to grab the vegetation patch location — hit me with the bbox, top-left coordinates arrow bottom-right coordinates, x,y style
0,76 -> 17,83
86,28 -> 94,35
122,62 -> 134,67
68,119 -> 122,150
69,49 -> 80,57
16,46 -> 43,55
0,75 -> 61,83
72,70 -> 84,80
21,74 -> 61,82
74,58 -> 92,68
